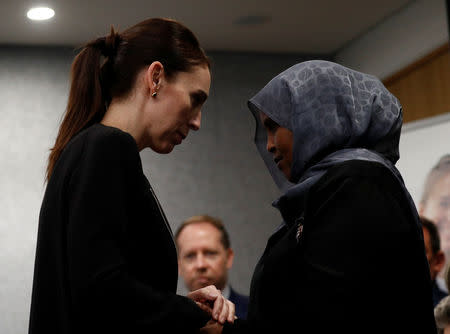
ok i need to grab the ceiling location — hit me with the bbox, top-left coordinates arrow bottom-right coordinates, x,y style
0,0 -> 414,54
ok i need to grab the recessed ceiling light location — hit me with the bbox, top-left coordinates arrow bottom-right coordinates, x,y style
27,7 -> 55,21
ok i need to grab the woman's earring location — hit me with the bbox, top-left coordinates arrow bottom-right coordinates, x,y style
152,86 -> 158,98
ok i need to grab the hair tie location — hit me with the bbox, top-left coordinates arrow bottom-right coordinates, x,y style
103,27 -> 121,58
89,26 -> 121,59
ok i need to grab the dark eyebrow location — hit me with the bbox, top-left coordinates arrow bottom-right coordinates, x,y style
190,90 -> 208,106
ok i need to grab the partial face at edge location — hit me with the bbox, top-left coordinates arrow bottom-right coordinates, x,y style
259,111 -> 294,181
421,173 -> 450,230
420,173 -> 450,261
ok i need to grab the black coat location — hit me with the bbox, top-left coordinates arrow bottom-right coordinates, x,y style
225,160 -> 437,334
29,124 -> 209,334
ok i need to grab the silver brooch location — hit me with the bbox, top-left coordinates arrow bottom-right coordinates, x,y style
295,217 -> 304,243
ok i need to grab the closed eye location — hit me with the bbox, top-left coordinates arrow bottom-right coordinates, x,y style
190,90 -> 208,108
263,117 -> 279,133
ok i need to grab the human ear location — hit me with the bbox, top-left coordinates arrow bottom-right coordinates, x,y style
434,250 -> 446,273
226,248 -> 234,269
145,61 -> 164,96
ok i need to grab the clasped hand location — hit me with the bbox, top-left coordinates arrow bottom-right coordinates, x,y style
187,285 -> 235,332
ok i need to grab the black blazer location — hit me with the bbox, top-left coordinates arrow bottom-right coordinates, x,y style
225,160 -> 437,334
29,124 -> 209,334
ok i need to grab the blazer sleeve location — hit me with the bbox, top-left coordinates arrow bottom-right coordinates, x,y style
65,133 -> 209,333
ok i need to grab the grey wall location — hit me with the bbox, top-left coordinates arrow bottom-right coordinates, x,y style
0,46 -> 73,334
0,45 -> 323,333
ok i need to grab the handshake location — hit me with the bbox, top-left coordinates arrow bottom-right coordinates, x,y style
187,285 -> 236,333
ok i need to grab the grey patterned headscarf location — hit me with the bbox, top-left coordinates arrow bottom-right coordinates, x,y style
248,60 -> 412,222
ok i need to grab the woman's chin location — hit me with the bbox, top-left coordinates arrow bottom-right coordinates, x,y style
150,143 -> 174,154
278,164 -> 291,181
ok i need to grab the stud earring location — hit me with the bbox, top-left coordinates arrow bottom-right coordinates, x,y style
151,92 -> 157,97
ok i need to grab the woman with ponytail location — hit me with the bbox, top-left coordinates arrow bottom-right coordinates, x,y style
29,18 -> 233,334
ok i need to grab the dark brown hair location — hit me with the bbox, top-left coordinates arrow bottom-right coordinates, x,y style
46,18 -> 210,181
175,215 -> 231,249
421,216 -> 441,255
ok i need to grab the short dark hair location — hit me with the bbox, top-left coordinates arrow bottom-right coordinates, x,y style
175,215 -> 230,249
421,216 -> 441,254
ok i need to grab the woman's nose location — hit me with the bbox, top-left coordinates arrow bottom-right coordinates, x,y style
266,133 -> 275,153
189,111 -> 201,131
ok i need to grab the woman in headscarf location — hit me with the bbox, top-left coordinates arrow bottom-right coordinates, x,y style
224,60 -> 437,333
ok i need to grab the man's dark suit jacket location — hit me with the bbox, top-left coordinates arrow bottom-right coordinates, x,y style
229,287 -> 249,320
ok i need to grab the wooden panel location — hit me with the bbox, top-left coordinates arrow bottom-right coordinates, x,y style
383,44 -> 450,123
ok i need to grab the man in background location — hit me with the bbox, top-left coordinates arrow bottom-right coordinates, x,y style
175,215 -> 249,319
421,216 -> 448,306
